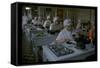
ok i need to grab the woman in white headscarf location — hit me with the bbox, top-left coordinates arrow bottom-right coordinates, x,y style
32,17 -> 38,25
49,16 -> 63,34
63,18 -> 71,27
38,16 -> 44,25
43,15 -> 51,29
51,19 -> 76,45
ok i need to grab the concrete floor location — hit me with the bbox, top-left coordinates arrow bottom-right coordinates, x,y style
22,33 -> 36,64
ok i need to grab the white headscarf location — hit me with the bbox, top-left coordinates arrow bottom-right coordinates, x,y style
47,15 -> 51,20
63,19 -> 71,27
53,16 -> 59,22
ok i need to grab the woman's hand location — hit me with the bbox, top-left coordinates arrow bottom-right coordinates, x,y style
50,39 -> 64,46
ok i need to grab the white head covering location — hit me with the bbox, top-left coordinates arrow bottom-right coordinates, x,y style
53,16 -> 59,22
76,19 -> 81,29
47,15 -> 51,19
63,19 -> 71,27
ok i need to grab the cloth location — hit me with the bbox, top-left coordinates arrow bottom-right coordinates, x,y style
43,20 -> 51,28
22,15 -> 28,30
53,16 -> 59,22
32,19 -> 38,25
22,16 -> 28,25
56,28 -> 75,43
49,22 -> 62,31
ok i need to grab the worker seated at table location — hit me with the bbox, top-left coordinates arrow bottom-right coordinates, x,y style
37,16 -> 44,28
51,20 -> 77,46
49,16 -> 63,34
32,16 -> 44,29
73,21 -> 95,49
32,16 -> 38,26
43,15 -> 52,30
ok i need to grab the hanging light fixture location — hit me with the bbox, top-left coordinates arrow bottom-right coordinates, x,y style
25,7 -> 31,10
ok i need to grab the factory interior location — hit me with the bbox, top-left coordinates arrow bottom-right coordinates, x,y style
21,5 -> 96,64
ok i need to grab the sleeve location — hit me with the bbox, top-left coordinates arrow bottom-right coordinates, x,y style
43,21 -> 47,27
56,31 -> 65,43
49,24 -> 53,30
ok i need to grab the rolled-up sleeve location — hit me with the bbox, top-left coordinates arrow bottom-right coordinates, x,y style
56,31 -> 65,43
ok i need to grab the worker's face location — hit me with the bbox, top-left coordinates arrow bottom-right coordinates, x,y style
66,24 -> 73,31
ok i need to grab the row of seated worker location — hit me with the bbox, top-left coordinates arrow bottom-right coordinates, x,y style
31,16 -> 95,33
22,15 -> 63,34
31,16 -> 63,33
22,14 -> 95,48
49,19 -> 95,49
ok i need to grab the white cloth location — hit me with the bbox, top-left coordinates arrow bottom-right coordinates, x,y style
49,22 -> 62,31
37,16 -> 44,25
63,19 -> 71,27
76,19 -> 81,29
47,16 -> 51,19
49,16 -> 62,31
22,16 -> 28,26
43,20 -> 51,28
32,19 -> 38,25
56,28 -> 74,43
53,16 -> 59,22
22,16 -> 28,31
32,20 -> 43,26
49,23 -> 55,30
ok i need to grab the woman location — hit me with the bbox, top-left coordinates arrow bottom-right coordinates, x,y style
49,16 -> 63,34
43,15 -> 52,30
51,20 -> 76,45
